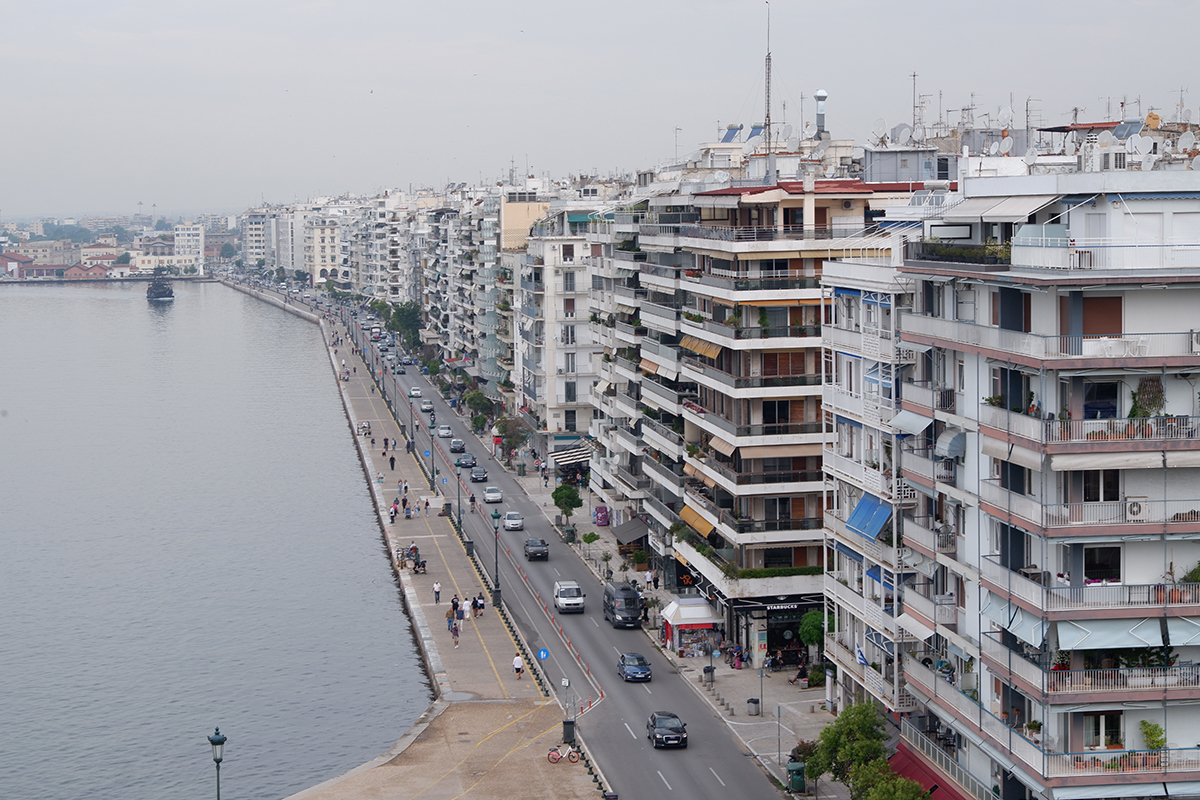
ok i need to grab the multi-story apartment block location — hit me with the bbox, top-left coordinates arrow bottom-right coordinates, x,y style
305,214 -> 344,287
822,132 -> 1200,800
173,224 -> 205,274
239,209 -> 270,268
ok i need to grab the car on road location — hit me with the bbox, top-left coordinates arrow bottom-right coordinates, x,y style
379,344 -> 389,352
553,580 -> 585,613
504,511 -> 524,531
401,356 -> 412,365
646,712 -> 687,748
384,354 -> 396,363
394,365 -> 406,374
437,425 -> 452,438
455,453 -> 477,468
483,486 -> 503,503
523,537 -> 548,559
470,467 -> 488,482
618,653 -> 652,682
449,438 -> 465,453
409,387 -> 422,397
420,400 -> 434,412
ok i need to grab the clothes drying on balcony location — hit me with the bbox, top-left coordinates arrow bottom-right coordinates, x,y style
934,428 -> 966,459
846,494 -> 893,542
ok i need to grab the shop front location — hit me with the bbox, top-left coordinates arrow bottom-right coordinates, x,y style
661,596 -> 724,657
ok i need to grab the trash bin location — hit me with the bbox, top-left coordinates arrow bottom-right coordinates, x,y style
702,666 -> 715,684
563,525 -> 575,543
516,463 -> 526,476
464,540 -> 474,557
748,697 -> 761,716
786,761 -> 806,793
562,718 -> 576,744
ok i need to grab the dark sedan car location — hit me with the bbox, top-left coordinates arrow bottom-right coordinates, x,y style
469,467 -> 488,482
646,712 -> 687,748
618,652 -> 652,682
455,453 -> 477,468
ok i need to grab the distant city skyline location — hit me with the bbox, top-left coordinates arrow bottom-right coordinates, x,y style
2,0 -> 1197,218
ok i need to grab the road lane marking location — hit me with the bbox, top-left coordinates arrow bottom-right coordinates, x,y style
657,770 -> 673,790
624,722 -> 637,740
709,767 -> 725,786
643,685 -> 652,694
591,618 -> 599,627
613,646 -> 622,655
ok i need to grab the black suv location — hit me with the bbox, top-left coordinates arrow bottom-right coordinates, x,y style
646,712 -> 688,748
523,538 -> 549,560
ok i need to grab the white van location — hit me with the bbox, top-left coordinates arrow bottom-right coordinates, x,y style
553,580 -> 586,613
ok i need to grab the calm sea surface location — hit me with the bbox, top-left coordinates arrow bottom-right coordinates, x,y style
0,281 -> 431,800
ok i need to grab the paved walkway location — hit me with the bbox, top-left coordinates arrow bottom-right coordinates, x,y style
210,292 -> 609,800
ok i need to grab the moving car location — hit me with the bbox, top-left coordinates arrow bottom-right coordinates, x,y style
553,580 -> 585,613
523,537 -> 548,560
409,387 -> 422,398
470,467 -> 488,482
449,438 -> 465,453
602,581 -> 643,628
455,453 -> 477,468
437,425 -> 452,438
504,511 -> 524,531
646,712 -> 687,748
420,400 -> 434,412
483,486 -> 503,503
618,653 -> 652,682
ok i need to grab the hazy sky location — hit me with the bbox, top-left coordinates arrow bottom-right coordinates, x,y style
3,0 -> 1197,220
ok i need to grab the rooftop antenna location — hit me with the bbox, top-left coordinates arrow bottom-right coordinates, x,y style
911,72 -> 919,128
675,126 -> 682,160
764,1 -> 773,182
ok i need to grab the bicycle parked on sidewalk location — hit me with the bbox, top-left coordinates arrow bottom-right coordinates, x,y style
548,743 -> 580,763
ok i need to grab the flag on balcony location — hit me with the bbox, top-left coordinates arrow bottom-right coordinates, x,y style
856,646 -> 869,666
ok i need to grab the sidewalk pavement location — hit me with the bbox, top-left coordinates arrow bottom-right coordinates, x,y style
454,418 -> 856,796
276,312 -> 606,800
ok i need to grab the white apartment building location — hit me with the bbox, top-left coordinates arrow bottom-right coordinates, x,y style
173,224 -> 205,274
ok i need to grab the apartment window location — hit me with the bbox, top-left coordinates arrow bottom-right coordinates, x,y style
563,352 -> 575,373
1082,469 -> 1120,503
762,400 -> 790,426
763,497 -> 792,521
764,548 -> 793,568
563,298 -> 575,317
561,325 -> 576,345
1083,382 -> 1119,419
564,382 -> 577,403
563,270 -> 576,291
562,244 -> 575,263
1084,712 -> 1123,749
1084,545 -> 1121,582
565,409 -> 577,431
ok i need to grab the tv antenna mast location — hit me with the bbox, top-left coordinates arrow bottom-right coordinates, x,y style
764,1 -> 772,159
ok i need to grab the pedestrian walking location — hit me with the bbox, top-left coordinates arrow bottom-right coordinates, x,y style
451,594 -> 460,614
476,592 -> 486,616
432,581 -> 441,603
652,569 -> 660,590
513,654 -> 524,679
446,607 -> 454,631
389,506 -> 396,523
543,474 -> 549,488
645,569 -> 653,590
403,481 -> 409,496
377,472 -> 384,484
371,437 -> 376,447
424,498 -> 430,516
389,455 -> 396,471
451,622 -> 460,648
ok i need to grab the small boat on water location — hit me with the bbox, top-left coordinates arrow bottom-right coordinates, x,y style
146,267 -> 174,301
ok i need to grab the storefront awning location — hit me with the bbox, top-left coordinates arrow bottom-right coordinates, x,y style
552,443 -> 592,467
613,517 -> 649,545
981,195 -> 1060,223
708,435 -> 736,456
680,505 -> 714,536
679,334 -> 721,360
661,596 -> 722,628
890,409 -> 933,436
889,744 -> 974,800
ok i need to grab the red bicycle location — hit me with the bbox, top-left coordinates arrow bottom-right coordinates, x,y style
548,744 -> 580,763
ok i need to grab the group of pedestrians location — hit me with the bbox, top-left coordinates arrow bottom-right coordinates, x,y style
439,592 -> 488,649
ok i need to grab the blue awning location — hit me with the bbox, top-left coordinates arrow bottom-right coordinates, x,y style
1112,192 -> 1200,202
837,415 -> 863,428
835,542 -> 864,564
847,494 -> 893,542
834,287 -> 861,297
866,565 -> 895,591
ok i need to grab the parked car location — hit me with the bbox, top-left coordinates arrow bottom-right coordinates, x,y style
504,511 -> 524,531
437,425 -> 452,438
646,712 -> 687,748
470,467 -> 488,482
483,486 -> 503,503
449,438 -> 466,453
455,453 -> 477,468
618,653 -> 652,682
523,537 -> 548,560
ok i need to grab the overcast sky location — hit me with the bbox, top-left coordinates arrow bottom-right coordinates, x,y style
3,0 -> 1196,220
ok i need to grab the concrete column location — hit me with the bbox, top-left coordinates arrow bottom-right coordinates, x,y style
803,172 -> 816,231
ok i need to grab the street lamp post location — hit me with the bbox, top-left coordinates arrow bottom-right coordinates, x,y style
428,421 -> 437,489
208,727 -> 227,800
491,508 -> 502,607
456,466 -> 462,531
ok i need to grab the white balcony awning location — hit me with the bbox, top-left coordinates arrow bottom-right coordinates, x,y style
981,195 -> 1060,223
934,428 -> 966,459
981,436 -> 1043,472
708,435 -> 736,457
980,590 -> 1046,647
895,613 -> 934,641
890,409 -> 933,436
1167,450 -> 1200,468
943,197 -> 1005,224
1049,451 -> 1164,471
1056,617 -> 1165,649
739,443 -> 823,459
1165,783 -> 1200,797
1054,784 -> 1166,799
1167,617 -> 1200,646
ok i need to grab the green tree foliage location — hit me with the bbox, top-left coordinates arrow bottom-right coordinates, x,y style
866,775 -> 928,800
552,484 -> 583,523
495,418 -> 528,466
425,361 -> 440,377
293,270 -> 309,284
464,389 -> 492,415
799,609 -> 828,649
849,759 -> 895,800
115,252 -> 131,264
30,223 -> 94,243
220,243 -> 236,259
387,301 -> 422,349
805,702 -> 887,784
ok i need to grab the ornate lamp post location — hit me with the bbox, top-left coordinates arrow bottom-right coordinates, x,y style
491,508 -> 502,606
456,466 -> 463,531
207,728 -> 227,800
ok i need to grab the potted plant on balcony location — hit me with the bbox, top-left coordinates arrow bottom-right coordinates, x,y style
1140,720 -> 1166,768
1025,720 -> 1043,744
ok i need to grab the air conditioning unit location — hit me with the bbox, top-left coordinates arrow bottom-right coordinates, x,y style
842,199 -> 854,210
1126,496 -> 1149,522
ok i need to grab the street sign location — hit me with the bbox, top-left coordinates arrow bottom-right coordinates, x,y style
424,450 -> 431,458
538,648 -> 549,661
561,678 -> 570,687
442,478 -> 447,485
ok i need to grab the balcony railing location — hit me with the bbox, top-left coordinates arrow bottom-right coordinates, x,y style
643,222 -> 885,243
900,720 -> 992,800
902,315 -> 1199,360
682,400 -> 824,438
681,356 -> 822,390
981,554 -> 1200,611
981,404 -> 1200,445
1010,233 -> 1200,271
980,480 -> 1200,529
691,454 -> 823,487
720,510 -> 822,534
641,417 -> 684,448
905,240 -> 1012,266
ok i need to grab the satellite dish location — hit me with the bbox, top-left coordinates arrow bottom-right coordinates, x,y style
1125,135 -> 1139,154
989,142 -> 1000,156
824,165 -> 837,178
1024,147 -> 1038,166
999,106 -> 1014,127
913,123 -> 926,143
1185,108 -> 1194,123
814,140 -> 831,158
742,134 -> 761,155
712,170 -> 731,183
1191,155 -> 1200,171
781,124 -> 794,141
999,136 -> 1014,155
1097,130 -> 1114,147
1141,153 -> 1157,170
1147,112 -> 1162,129
872,118 -> 888,140
803,122 -> 816,139
893,123 -> 913,143
1181,130 -> 1196,151
851,146 -> 865,160
786,136 -> 800,151
1135,135 -> 1153,155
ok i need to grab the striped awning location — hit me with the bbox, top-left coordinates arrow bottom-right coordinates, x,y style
680,334 -> 721,359
640,358 -> 659,374
552,442 -> 593,468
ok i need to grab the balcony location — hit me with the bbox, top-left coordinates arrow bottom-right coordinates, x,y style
687,453 -> 824,491
614,425 -> 641,451
615,464 -> 652,494
674,538 -> 823,600
899,720 -> 992,800
683,357 -> 823,392
519,277 -> 545,292
901,316 -> 1199,363
641,417 -> 685,459
903,516 -> 957,557
643,456 -> 685,488
682,400 -> 825,440
904,240 -> 1012,268
680,314 -> 822,344
641,301 -> 680,321
641,377 -> 684,411
980,404 -> 1200,448
979,479 -> 1200,532
615,321 -> 648,343
823,449 -> 896,499
980,555 -> 1200,614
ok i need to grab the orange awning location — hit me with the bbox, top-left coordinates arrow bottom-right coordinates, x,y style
680,334 -> 721,360
680,504 -> 714,536
640,358 -> 659,374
